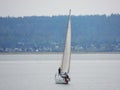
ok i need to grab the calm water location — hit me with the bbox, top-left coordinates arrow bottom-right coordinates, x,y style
0,53 -> 120,90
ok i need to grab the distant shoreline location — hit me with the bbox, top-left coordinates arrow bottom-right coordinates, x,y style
0,52 -> 120,55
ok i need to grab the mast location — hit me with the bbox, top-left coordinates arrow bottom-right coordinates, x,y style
61,9 -> 71,74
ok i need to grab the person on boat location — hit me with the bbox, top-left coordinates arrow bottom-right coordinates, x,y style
58,67 -> 61,75
63,72 -> 70,82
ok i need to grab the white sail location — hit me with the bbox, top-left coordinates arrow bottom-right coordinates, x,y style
61,9 -> 71,74
55,10 -> 71,84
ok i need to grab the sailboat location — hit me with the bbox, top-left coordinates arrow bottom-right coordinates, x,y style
55,10 -> 71,84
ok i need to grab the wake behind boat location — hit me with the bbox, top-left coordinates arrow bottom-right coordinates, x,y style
55,9 -> 71,84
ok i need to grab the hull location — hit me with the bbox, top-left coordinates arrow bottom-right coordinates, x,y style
55,73 -> 70,84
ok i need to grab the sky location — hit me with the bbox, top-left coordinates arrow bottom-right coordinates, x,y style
0,0 -> 120,17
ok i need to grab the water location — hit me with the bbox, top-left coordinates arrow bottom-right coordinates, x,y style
0,53 -> 120,90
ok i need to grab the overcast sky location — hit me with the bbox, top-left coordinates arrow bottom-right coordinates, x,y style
0,0 -> 120,16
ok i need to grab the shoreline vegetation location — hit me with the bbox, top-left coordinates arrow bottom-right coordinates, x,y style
0,15 -> 120,53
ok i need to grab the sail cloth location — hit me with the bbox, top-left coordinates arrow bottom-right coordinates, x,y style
61,10 -> 71,74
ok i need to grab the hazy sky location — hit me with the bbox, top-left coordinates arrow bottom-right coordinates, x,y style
0,0 -> 120,16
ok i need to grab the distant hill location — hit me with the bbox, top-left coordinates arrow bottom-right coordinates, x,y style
0,14 -> 120,52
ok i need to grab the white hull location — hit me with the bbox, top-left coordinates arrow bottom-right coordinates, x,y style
55,73 -> 70,84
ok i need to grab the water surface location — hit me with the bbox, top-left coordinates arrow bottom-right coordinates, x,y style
0,54 -> 120,90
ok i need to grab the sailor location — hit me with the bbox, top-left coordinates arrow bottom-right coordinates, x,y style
58,67 -> 61,75
62,72 -> 69,84
64,72 -> 70,81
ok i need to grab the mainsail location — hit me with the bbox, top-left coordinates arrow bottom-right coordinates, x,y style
61,9 -> 71,74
